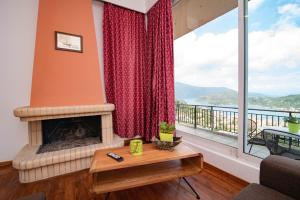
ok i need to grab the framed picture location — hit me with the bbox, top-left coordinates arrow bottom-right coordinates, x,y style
55,31 -> 83,53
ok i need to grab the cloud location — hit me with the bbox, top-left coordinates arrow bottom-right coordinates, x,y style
249,71 -> 300,95
249,25 -> 300,71
278,3 -> 300,16
248,0 -> 265,11
174,3 -> 300,95
174,29 -> 238,90
277,3 -> 300,26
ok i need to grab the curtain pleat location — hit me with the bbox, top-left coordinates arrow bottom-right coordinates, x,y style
103,3 -> 146,138
103,0 -> 174,140
144,0 -> 175,140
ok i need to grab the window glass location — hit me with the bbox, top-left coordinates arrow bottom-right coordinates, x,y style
246,0 -> 300,158
175,7 -> 239,148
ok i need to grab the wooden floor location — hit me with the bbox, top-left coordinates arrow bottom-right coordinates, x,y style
0,163 -> 247,200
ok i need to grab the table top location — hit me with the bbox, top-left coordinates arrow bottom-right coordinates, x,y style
89,143 -> 202,174
262,126 -> 300,139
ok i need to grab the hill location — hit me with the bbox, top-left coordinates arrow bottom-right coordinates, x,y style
175,82 -> 236,100
175,82 -> 300,110
249,95 -> 300,109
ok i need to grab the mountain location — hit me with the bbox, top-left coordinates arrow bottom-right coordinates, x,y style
249,95 -> 300,109
196,91 -> 237,105
175,82 -> 236,100
175,82 -> 300,110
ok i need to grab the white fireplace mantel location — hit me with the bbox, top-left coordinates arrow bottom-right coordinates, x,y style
14,104 -> 115,121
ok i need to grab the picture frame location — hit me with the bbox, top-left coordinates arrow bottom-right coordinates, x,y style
55,31 -> 83,53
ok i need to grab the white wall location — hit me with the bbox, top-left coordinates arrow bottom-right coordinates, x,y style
0,0 -> 39,162
103,0 -> 149,13
145,0 -> 158,12
177,131 -> 261,183
93,1 -> 106,103
101,0 -> 158,13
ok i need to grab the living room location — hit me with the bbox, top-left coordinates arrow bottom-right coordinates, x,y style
1,0 -> 300,200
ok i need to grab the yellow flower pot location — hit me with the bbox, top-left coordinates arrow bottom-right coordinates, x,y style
159,132 -> 173,142
288,122 -> 300,134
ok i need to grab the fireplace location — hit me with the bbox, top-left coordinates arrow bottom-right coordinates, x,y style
37,116 -> 102,154
13,104 -> 124,183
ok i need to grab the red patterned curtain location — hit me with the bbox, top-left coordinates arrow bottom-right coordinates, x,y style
145,0 -> 175,140
103,3 -> 146,138
103,0 -> 174,140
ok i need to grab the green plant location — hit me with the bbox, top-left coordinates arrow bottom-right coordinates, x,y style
284,115 -> 300,124
159,122 -> 175,134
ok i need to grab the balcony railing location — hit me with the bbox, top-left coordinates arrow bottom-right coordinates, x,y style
176,104 -> 300,136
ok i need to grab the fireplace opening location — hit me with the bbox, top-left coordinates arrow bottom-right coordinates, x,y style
37,115 -> 102,154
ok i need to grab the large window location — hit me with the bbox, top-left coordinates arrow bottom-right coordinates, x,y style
174,6 -> 239,147
174,0 -> 300,160
245,0 -> 300,158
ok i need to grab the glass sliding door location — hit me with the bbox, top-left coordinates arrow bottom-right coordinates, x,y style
174,1 -> 239,148
173,0 -> 300,160
245,0 -> 300,158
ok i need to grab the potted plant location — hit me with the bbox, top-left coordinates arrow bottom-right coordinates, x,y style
159,122 -> 175,142
284,115 -> 300,133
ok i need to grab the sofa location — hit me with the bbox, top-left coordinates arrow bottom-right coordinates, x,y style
233,155 -> 300,200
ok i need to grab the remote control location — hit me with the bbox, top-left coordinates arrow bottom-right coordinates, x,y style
107,152 -> 124,162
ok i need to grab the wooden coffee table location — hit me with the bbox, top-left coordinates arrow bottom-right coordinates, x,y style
89,143 -> 203,199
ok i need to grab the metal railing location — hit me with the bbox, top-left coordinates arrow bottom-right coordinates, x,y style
176,104 -> 300,135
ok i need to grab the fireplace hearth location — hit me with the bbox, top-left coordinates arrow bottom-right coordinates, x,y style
37,116 -> 102,154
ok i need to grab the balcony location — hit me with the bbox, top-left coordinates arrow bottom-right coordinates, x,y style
175,103 -> 300,158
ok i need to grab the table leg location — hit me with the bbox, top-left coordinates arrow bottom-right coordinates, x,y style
104,192 -> 110,200
182,177 -> 200,199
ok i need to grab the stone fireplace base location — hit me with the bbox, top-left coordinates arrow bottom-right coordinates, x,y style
13,135 -> 123,183
13,104 -> 124,183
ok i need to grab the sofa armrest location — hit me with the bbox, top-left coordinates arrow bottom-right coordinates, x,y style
260,155 -> 300,199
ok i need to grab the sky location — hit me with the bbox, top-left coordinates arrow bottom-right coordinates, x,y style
174,0 -> 300,96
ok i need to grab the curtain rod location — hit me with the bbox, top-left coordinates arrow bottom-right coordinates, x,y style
93,0 -> 146,13
94,0 -> 181,8
172,0 -> 183,8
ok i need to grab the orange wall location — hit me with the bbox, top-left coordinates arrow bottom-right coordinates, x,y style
30,0 -> 104,107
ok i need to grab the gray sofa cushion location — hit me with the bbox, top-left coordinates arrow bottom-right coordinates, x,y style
232,184 -> 295,200
260,156 -> 300,199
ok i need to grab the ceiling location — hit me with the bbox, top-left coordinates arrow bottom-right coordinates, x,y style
173,0 -> 237,39
100,0 -> 159,13
100,0 -> 237,39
